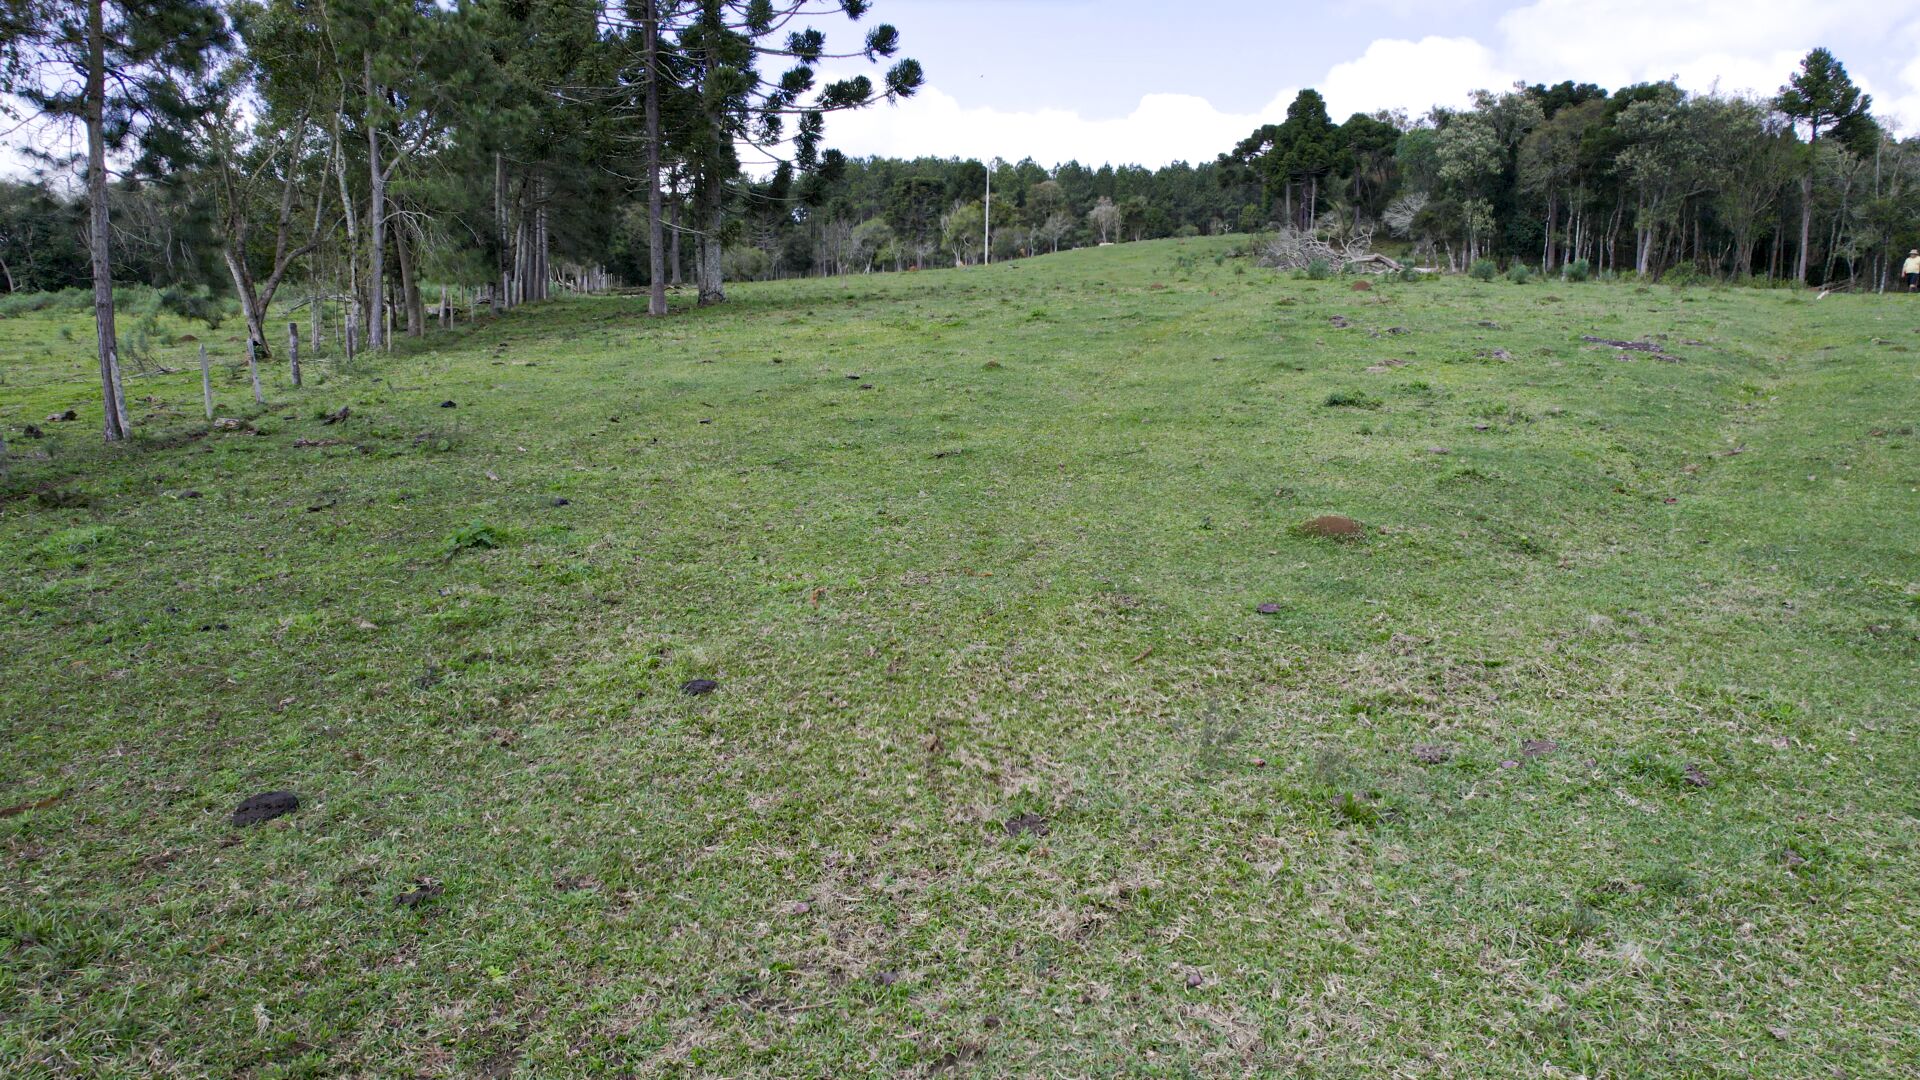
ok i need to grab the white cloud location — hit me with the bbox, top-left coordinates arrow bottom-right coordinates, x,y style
1860,20 -> 1920,136
1319,36 -> 1515,119
820,83 -> 1300,167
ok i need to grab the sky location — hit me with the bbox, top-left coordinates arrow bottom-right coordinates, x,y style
819,0 -> 1920,166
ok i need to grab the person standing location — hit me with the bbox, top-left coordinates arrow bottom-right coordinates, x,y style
1905,249 -> 1920,292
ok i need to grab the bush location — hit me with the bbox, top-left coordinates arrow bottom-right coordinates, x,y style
0,288 -> 91,319
1661,263 -> 1709,287
1562,258 -> 1591,282
1305,257 -> 1333,280
441,522 -> 504,559
1506,264 -> 1532,284
1468,259 -> 1497,282
1397,268 -> 1424,283
1324,390 -> 1383,409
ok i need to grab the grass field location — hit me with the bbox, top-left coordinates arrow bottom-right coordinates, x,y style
3,237 -> 1919,1078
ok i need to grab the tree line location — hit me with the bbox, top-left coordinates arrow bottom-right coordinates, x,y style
1,3 -> 1915,443
1219,54 -> 1917,287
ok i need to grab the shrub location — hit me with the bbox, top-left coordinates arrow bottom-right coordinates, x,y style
1397,268 -> 1424,283
1468,258 -> 1497,282
1305,257 -> 1333,280
441,522 -> 504,559
1324,390 -> 1383,409
1562,258 -> 1591,282
1505,263 -> 1531,284
1662,263 -> 1709,288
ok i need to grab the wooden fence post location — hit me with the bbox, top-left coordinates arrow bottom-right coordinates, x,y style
200,343 -> 212,420
288,322 -> 301,387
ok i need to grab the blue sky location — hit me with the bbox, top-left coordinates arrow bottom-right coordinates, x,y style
824,0 -> 1920,165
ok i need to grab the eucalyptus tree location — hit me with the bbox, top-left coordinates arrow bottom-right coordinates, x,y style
0,0 -> 229,440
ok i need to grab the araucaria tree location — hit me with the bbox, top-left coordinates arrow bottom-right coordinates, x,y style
1777,48 -> 1873,283
0,0 -> 229,441
655,0 -> 922,305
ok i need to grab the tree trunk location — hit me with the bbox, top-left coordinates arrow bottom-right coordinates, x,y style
365,55 -> 386,351
495,151 -> 510,312
223,246 -> 268,360
85,0 -> 128,442
669,199 -> 683,285
332,118 -> 359,360
697,178 -> 725,305
1795,173 -> 1812,283
288,321 -> 301,387
644,0 -> 667,316
396,216 -> 422,336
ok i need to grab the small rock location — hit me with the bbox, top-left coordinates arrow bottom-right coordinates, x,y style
1256,603 -> 1282,615
1780,848 -> 1807,868
1185,971 -> 1205,988
1412,744 -> 1451,765
21,424 -> 43,438
1521,738 -> 1560,757
550,497 -> 570,507
788,901 -> 811,915
231,791 -> 299,827
681,678 -> 719,696
1250,757 -> 1267,768
1499,760 -> 1520,769
1427,446 -> 1450,455
1682,764 -> 1710,788
874,970 -> 902,986
181,490 -> 203,499
440,400 -> 457,409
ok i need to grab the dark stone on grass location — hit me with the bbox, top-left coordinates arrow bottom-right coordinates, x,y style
21,425 -> 42,438
1682,763 -> 1711,788
440,400 -> 457,408
182,490 -> 203,499
1412,744 -> 1451,764
1521,738 -> 1559,757
550,497 -> 570,507
231,791 -> 299,827
1004,812 -> 1049,838
874,970 -> 902,986
681,678 -> 719,696
394,881 -> 443,908
1256,603 -> 1283,615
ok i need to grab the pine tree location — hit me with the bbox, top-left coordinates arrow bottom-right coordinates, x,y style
0,0 -> 229,441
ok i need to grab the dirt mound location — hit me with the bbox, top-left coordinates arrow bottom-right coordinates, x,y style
1298,515 -> 1365,540
1350,279 -> 1372,292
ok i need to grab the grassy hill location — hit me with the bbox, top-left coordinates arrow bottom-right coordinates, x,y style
3,238 -> 1918,1076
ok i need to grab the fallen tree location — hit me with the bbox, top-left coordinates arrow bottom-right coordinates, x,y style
1259,227 -> 1404,275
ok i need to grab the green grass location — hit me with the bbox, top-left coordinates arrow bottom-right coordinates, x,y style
3,237 -> 1919,1077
